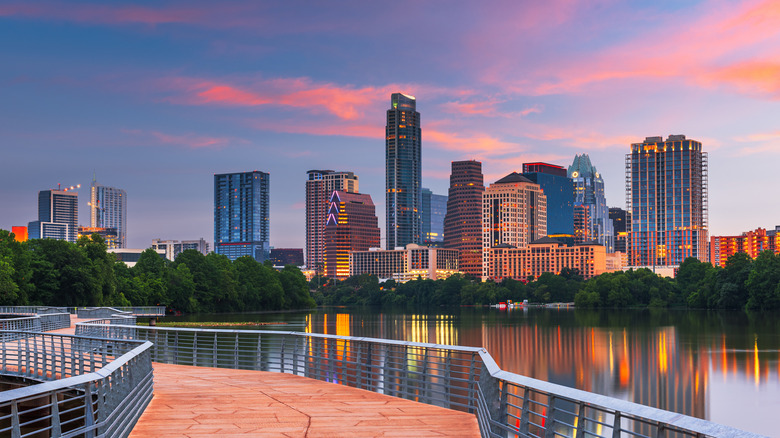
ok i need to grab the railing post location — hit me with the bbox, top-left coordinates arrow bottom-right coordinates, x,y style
575,402 -> 586,438
234,333 -> 239,369
11,400 -> 21,438
444,350 -> 452,409
356,341 -> 363,390
544,396 -> 557,438
212,333 -> 218,368
467,353 -> 478,413
83,382 -> 95,438
656,421 -> 667,438
612,411 -> 622,438
519,388 -> 531,437
479,361 -> 502,436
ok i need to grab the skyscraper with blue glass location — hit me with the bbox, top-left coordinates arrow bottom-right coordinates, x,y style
568,154 -> 614,252
386,93 -> 421,249
214,171 -> 270,262
522,162 -> 574,236
421,188 -> 447,246
627,135 -> 708,266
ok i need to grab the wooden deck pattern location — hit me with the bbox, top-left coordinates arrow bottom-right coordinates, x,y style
56,317 -> 480,437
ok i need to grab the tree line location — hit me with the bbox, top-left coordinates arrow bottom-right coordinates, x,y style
0,230 -> 315,312
311,252 -> 780,310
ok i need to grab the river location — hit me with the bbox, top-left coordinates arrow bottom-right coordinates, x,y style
165,307 -> 780,436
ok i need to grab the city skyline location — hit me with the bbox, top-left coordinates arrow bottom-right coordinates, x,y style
2,1 -> 780,249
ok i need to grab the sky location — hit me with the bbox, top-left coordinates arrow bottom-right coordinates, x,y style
2,0 -> 780,250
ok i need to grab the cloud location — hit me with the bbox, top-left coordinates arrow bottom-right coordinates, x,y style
122,129 -> 244,149
732,130 -> 780,156
441,98 -> 543,118
708,61 -> 780,98
425,129 -> 519,156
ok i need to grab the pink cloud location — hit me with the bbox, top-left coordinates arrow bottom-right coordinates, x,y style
708,61 -> 780,98
122,129 -> 243,149
441,99 -> 543,118
425,129 -> 518,155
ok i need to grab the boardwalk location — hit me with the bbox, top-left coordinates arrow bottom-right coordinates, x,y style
56,319 -> 480,437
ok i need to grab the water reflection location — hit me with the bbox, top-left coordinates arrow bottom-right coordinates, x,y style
300,308 -> 778,436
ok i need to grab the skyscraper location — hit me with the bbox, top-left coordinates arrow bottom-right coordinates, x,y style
89,176 -> 127,248
305,170 -> 359,271
627,135 -> 708,266
568,154 -> 614,252
482,172 -> 547,279
609,207 -> 630,256
421,188 -> 447,246
443,160 -> 484,277
521,162 -> 574,236
214,171 -> 270,262
324,190 -> 380,279
386,93 -> 421,249
28,188 -> 79,243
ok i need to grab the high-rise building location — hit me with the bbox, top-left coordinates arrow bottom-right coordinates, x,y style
78,226 -> 119,248
28,188 -> 78,243
568,154 -> 614,252
214,171 -> 270,262
609,207 -> 631,256
443,160 -> 484,277
324,190 -> 380,279
305,170 -> 359,272
627,135 -> 709,266
521,162 -> 574,236
421,188 -> 447,246
152,238 -> 209,261
386,93 -> 422,249
270,248 -> 305,267
573,204 -> 591,244
482,172 -> 547,279
89,176 -> 127,248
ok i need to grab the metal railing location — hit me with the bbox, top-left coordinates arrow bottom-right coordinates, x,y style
0,310 -> 71,336
0,331 -> 153,438
0,306 -> 70,316
75,320 -> 763,438
76,307 -> 165,318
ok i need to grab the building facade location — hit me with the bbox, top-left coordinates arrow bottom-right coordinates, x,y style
324,191 -> 380,279
386,93 -> 422,249
568,154 -> 614,252
627,136 -> 709,266
421,188 -> 447,246
28,188 -> 78,243
152,238 -> 209,261
78,227 -> 119,248
482,173 -> 547,279
90,177 -> 127,248
710,227 -> 780,268
573,204 -> 591,245
522,162 -> 574,236
443,160 -> 485,278
609,207 -> 631,256
270,248 -> 305,267
350,244 -> 459,281
487,239 -> 606,281
305,170 -> 359,271
214,171 -> 270,262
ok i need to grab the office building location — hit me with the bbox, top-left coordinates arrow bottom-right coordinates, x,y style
108,248 -> 165,268
482,172 -> 547,279
710,227 -> 780,268
421,188 -> 447,246
350,244 -> 459,282
609,207 -> 630,256
78,227 -> 119,248
573,204 -> 591,244
270,248 -> 305,267
569,154 -> 614,252
443,160 -> 485,277
522,162 -> 574,236
386,93 -> 422,249
627,136 -> 709,266
214,171 -> 270,262
28,188 -> 78,243
487,238 -> 606,281
324,191 -> 380,279
11,226 -> 27,242
305,170 -> 359,271
152,238 -> 209,261
89,176 -> 127,248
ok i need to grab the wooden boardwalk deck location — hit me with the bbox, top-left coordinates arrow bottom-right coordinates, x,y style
57,318 -> 480,437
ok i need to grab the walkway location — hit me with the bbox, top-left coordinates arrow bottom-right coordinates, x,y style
59,318 -> 480,437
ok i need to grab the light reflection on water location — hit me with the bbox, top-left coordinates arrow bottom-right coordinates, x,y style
166,308 -> 779,436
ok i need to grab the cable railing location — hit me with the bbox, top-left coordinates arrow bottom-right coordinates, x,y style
75,320 -> 763,438
0,331 -> 153,438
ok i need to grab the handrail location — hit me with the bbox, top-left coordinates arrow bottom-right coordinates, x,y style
0,331 -> 153,438
74,320 -> 765,438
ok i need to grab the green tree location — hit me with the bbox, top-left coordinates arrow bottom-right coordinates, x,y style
746,251 -> 780,310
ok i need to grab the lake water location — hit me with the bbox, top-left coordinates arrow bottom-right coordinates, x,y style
166,308 -> 780,436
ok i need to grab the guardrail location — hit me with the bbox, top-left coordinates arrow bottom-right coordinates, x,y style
75,321 -> 762,438
0,306 -> 70,316
0,311 -> 71,336
76,307 -> 165,318
0,331 -> 153,438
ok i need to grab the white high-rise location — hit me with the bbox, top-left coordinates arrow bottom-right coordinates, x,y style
90,175 -> 127,248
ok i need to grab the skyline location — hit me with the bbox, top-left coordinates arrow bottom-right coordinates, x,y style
2,1 -> 780,249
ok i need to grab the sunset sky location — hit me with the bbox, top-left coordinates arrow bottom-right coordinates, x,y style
2,0 -> 779,249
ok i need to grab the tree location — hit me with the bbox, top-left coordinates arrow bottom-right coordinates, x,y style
745,251 -> 780,310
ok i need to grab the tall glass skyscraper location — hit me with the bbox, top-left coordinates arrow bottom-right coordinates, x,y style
90,176 -> 127,248
305,170 -> 359,271
627,135 -> 708,266
214,171 -> 270,262
421,188 -> 447,246
521,162 -> 574,236
386,93 -> 421,249
568,154 -> 614,252
28,188 -> 79,243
